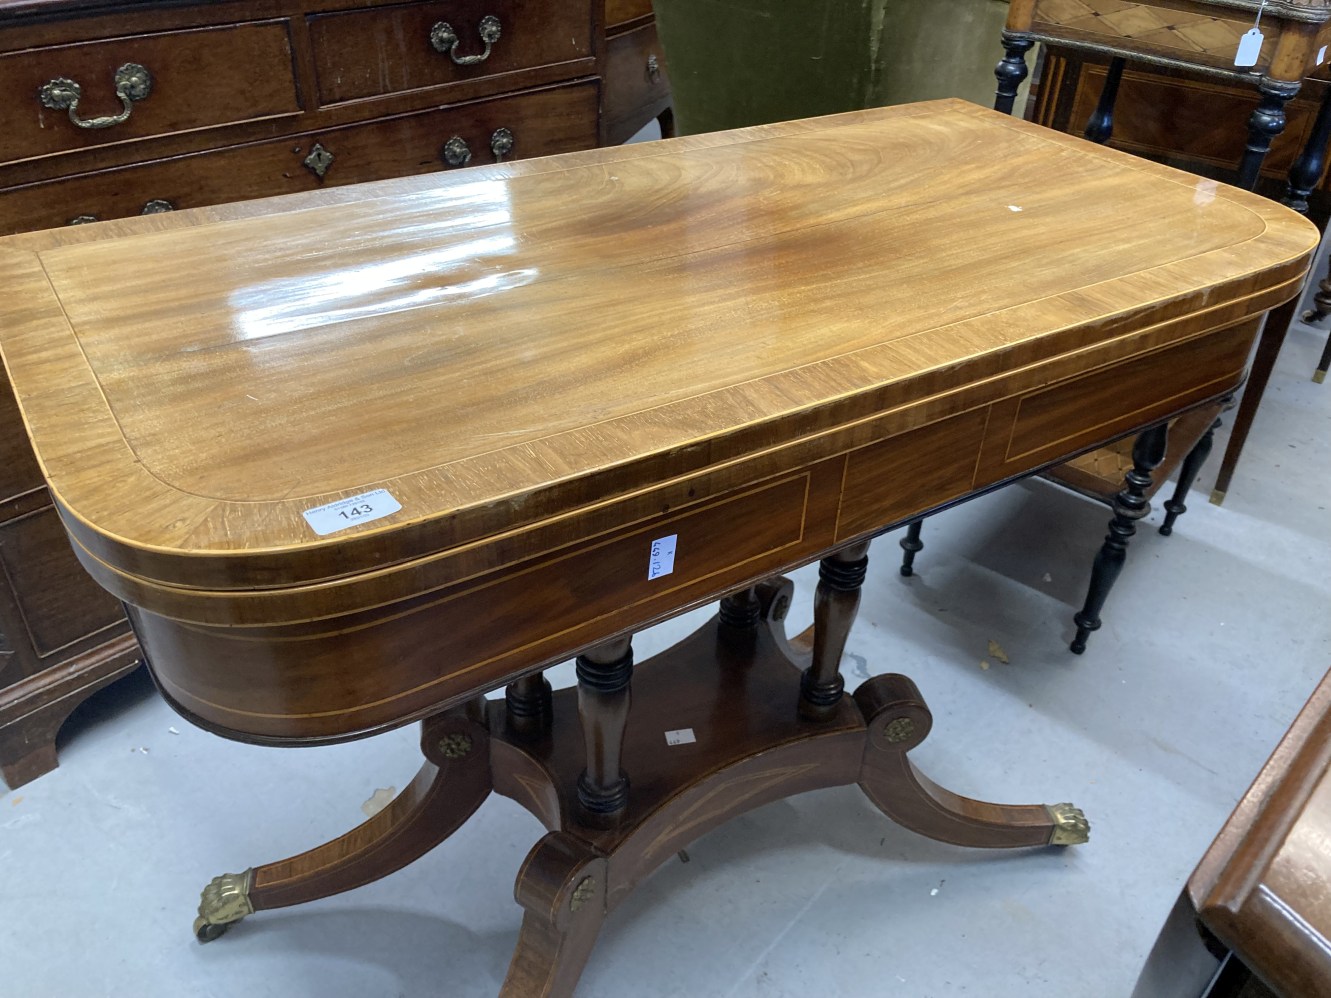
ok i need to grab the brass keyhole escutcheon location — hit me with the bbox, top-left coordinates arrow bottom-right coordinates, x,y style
303,143 -> 335,180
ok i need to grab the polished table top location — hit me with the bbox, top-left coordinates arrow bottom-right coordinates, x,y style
0,98 -> 1316,741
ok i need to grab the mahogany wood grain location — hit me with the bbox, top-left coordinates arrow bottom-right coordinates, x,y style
837,409 -> 991,540
504,832 -> 608,997
0,80 -> 601,233
801,541 -> 870,721
854,674 -> 1065,848
0,0 -> 657,791
0,99 -> 1316,744
243,704 -> 492,912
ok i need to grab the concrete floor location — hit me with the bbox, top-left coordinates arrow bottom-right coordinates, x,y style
5,164 -> 1331,998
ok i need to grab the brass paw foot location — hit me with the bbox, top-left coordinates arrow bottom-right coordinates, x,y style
1043,803 -> 1090,846
193,869 -> 255,942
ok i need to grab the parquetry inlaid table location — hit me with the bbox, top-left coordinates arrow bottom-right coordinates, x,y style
0,99 -> 1315,996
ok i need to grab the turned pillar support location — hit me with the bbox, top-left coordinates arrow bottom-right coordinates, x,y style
801,539 -> 871,721
575,634 -> 634,823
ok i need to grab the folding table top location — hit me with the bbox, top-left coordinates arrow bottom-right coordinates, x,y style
0,99 -> 1315,597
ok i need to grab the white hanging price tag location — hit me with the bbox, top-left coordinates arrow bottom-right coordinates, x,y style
1235,28 -> 1264,67
1319,44 -> 1328,65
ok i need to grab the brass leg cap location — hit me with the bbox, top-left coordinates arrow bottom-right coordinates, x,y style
1044,803 -> 1090,846
194,869 -> 255,942
1314,370 -> 1327,384
1209,489 -> 1226,507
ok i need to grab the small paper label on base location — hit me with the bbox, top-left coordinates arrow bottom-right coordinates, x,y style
648,534 -> 678,580
303,489 -> 402,536
665,728 -> 696,746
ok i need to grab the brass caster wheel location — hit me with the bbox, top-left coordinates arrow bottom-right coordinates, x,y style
194,916 -> 233,943
194,868 -> 255,942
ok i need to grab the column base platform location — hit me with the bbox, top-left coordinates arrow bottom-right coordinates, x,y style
191,576 -> 1088,996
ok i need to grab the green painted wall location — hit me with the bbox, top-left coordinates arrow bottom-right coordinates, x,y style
654,0 -> 1024,134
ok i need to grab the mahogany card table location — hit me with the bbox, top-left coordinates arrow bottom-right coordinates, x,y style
0,99 -> 1316,995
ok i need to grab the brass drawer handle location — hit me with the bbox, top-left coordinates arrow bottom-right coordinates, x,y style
39,63 -> 152,130
442,135 -> 472,167
430,15 -> 502,66
68,215 -> 98,225
441,129 -> 514,168
141,199 -> 174,214
647,54 -> 661,84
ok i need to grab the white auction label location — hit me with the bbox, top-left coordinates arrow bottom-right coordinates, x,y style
1235,27 -> 1263,67
303,489 -> 402,536
665,728 -> 696,746
647,533 -> 677,580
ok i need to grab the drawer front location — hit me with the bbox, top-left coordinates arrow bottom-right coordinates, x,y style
0,21 -> 302,166
835,409 -> 990,542
603,20 -> 669,145
606,0 -> 654,31
982,320 -> 1257,483
143,470 -> 824,740
309,0 -> 593,106
0,506 -> 126,669
0,81 -> 599,235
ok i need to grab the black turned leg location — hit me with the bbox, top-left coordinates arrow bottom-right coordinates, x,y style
801,539 -> 871,721
1237,79 -> 1300,190
1282,82 -> 1331,214
899,520 -> 924,577
1317,331 -> 1331,384
575,635 -> 634,824
994,36 -> 1034,115
1071,423 -> 1169,654
1160,417 -> 1222,537
1084,57 -> 1126,144
506,671 -> 553,738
